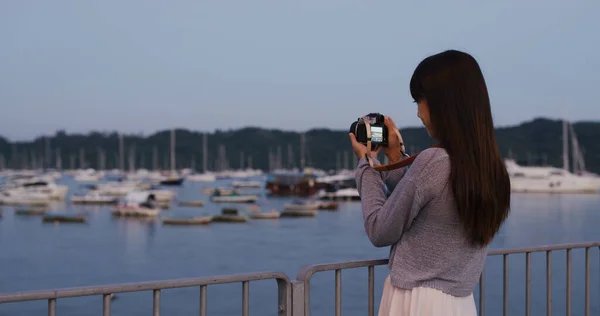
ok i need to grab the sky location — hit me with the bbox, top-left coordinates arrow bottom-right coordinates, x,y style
1,0 -> 599,141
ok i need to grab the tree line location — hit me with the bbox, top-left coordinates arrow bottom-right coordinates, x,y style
0,118 -> 598,174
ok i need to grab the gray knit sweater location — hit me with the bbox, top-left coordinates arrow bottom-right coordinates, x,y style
355,147 -> 487,297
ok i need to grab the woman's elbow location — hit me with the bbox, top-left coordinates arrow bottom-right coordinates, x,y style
368,234 -> 394,248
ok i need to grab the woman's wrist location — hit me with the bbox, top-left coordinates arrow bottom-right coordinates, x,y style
385,151 -> 403,164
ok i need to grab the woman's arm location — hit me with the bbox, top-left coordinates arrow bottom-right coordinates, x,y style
355,158 -> 424,247
355,148 -> 447,247
366,158 -> 408,192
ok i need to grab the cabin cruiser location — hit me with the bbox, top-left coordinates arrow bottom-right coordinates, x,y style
1,176 -> 68,200
505,159 -> 599,194
112,191 -> 160,217
505,120 -> 600,194
71,191 -> 119,204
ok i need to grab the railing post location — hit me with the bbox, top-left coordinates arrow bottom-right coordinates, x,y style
291,281 -> 305,316
277,277 -> 292,316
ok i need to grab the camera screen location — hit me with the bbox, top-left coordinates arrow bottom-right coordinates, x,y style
371,126 -> 383,143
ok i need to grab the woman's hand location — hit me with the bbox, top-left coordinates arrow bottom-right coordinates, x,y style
383,116 -> 405,163
349,133 -> 381,160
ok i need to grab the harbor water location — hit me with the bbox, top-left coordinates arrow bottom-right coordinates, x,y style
0,176 -> 599,315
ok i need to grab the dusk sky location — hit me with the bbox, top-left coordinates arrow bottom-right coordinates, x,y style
1,1 -> 599,141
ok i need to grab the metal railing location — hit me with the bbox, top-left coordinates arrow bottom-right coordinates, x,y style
0,242 -> 598,316
484,242 -> 600,316
0,271 -> 291,316
296,242 -> 600,316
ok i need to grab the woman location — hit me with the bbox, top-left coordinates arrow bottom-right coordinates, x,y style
349,50 -> 511,315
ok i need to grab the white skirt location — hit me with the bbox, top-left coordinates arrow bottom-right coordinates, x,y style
378,275 -> 478,316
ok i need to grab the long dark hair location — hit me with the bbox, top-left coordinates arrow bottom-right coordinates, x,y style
409,50 -> 511,246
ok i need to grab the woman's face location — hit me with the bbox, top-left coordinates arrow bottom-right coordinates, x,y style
417,99 -> 433,137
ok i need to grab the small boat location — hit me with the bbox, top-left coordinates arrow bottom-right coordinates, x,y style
42,213 -> 86,223
211,195 -> 258,204
318,202 -> 339,211
15,208 -> 48,216
221,208 -> 239,215
162,216 -> 212,225
232,180 -> 262,188
159,177 -> 184,186
250,210 -> 280,219
211,215 -> 248,223
284,200 -> 321,211
71,191 -> 118,205
280,210 -> 318,217
147,188 -> 176,202
112,191 -> 161,218
201,187 -> 239,196
178,200 -> 204,207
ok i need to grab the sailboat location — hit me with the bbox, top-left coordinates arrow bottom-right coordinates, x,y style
186,133 -> 216,182
158,129 -> 185,186
505,120 -> 600,194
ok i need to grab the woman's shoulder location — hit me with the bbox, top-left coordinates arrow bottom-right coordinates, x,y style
408,147 -> 451,197
411,147 -> 449,170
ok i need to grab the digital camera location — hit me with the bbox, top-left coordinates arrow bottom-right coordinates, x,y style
349,113 -> 388,150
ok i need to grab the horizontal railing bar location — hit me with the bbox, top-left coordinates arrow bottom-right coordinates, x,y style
488,242 -> 600,256
297,242 -> 600,281
297,259 -> 388,281
0,272 -> 289,303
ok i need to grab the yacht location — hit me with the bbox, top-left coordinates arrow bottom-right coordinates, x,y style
506,120 -> 600,194
506,159 -> 599,193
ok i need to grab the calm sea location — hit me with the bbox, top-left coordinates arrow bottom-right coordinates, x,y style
0,176 -> 599,315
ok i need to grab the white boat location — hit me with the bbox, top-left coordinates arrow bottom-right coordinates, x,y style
112,191 -> 160,217
73,169 -> 104,182
4,182 -> 68,200
506,160 -> 599,194
71,191 -> 119,204
317,188 -> 361,201
147,189 -> 175,202
0,191 -> 51,206
211,195 -> 258,203
284,200 -> 321,210
232,180 -> 262,188
94,181 -> 139,196
215,169 -> 264,179
186,173 -> 217,182
505,120 -> 600,194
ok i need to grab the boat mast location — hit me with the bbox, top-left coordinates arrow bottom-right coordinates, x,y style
202,133 -> 208,172
170,129 -> 176,172
300,133 -> 306,169
79,148 -> 85,169
568,122 -> 586,173
128,144 -> 135,172
152,146 -> 158,170
287,144 -> 294,169
119,133 -> 125,172
562,119 -> 569,172
55,149 -> 62,170
44,137 -> 51,170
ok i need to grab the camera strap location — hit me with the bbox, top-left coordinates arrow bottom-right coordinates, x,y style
373,143 -> 441,171
357,116 -> 375,167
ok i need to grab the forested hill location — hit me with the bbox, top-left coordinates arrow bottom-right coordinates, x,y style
0,117 -> 598,174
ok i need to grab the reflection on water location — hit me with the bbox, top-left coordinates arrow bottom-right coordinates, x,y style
0,177 -> 599,315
